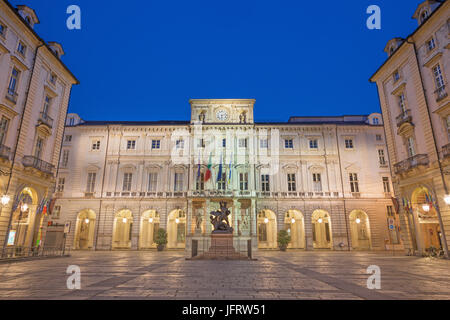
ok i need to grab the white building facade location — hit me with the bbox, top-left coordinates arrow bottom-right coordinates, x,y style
51,100 -> 397,256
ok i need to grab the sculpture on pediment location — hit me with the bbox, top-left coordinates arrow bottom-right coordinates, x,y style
239,111 -> 247,124
199,111 -> 206,123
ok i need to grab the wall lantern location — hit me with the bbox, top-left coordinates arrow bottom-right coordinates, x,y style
21,203 -> 28,212
355,218 -> 361,224
264,218 -> 269,224
149,218 -> 153,223
317,218 -> 323,224
85,219 -> 89,224
175,218 -> 180,224
444,195 -> 450,205
122,218 -> 127,223
291,218 -> 296,224
1,195 -> 10,206
422,204 -> 430,212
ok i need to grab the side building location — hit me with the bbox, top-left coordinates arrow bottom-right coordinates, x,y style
0,1 -> 78,254
50,99 -> 397,256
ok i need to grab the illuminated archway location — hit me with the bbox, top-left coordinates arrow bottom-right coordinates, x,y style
349,210 -> 372,250
112,209 -> 133,249
312,210 -> 332,249
285,210 -> 305,249
74,209 -> 96,250
167,209 -> 186,249
8,187 -> 38,248
257,209 -> 277,249
139,210 -> 160,249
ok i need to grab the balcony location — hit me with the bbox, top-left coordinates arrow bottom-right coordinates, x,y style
38,112 -> 54,129
443,143 -> 450,158
22,156 -> 54,175
5,89 -> 18,104
0,144 -> 11,161
396,110 -> 412,127
435,85 -> 448,102
394,154 -> 429,175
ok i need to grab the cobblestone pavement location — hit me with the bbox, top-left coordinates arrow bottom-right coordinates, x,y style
0,250 -> 449,300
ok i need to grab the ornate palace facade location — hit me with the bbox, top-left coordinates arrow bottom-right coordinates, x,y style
50,99 -> 396,256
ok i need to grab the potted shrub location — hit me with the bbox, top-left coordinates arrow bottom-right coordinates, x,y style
155,228 -> 168,251
277,230 -> 291,251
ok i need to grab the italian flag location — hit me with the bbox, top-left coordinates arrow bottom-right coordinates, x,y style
205,153 -> 212,182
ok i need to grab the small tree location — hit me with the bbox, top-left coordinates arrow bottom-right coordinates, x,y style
155,228 -> 168,251
277,230 -> 291,251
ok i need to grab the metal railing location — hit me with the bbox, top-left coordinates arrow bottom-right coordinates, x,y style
396,109 -> 412,127
1,245 -> 69,260
394,154 -> 429,174
38,112 -> 54,128
0,144 -> 11,160
22,155 -> 55,175
435,85 -> 448,102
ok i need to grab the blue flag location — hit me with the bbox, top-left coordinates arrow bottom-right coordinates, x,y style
217,153 -> 223,183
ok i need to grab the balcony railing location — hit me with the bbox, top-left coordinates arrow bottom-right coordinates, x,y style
435,85 -> 448,102
394,154 -> 429,175
396,110 -> 412,127
38,112 -> 54,128
0,144 -> 11,160
443,143 -> 450,158
22,156 -> 54,175
5,89 -> 18,104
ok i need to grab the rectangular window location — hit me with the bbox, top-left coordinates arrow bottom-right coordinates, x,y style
222,138 -> 226,148
86,172 -> 96,192
148,173 -> 158,192
349,173 -> 359,193
57,177 -> 65,192
393,70 -> 400,82
284,139 -> 293,149
34,137 -> 43,159
345,139 -> 354,149
260,139 -> 268,148
239,172 -> 248,191
197,139 -> 205,148
0,23 -> 6,36
217,172 -> 226,190
196,172 -> 205,191
127,140 -> 136,150
309,139 -> 318,149
433,64 -> 445,89
383,177 -> 390,193
399,94 -> 407,113
61,149 -> 69,167
287,173 -> 296,192
174,173 -> 183,191
52,205 -> 61,219
0,117 -> 9,145
64,135 -> 72,142
313,173 -> 322,192
92,140 -> 100,150
151,140 -> 161,149
376,134 -> 382,141
378,149 -> 386,166
261,174 -> 270,192
176,140 -> 184,149
8,68 -> 19,96
239,138 -> 248,148
17,41 -> 26,55
427,38 -> 436,51
49,73 -> 57,85
407,137 -> 416,157
43,96 -> 51,115
123,173 -> 132,192
387,205 -> 394,217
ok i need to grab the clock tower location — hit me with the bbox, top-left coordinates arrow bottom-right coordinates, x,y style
190,99 -> 255,124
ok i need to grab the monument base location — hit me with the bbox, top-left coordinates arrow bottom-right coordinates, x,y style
192,234 -> 250,260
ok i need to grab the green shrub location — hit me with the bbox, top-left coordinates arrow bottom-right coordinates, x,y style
277,230 -> 291,250
155,228 -> 168,246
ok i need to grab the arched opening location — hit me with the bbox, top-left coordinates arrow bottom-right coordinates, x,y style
257,209 -> 277,249
167,209 -> 186,249
139,210 -> 160,249
74,209 -> 96,250
7,187 -> 38,249
112,210 -> 133,249
349,210 -> 372,250
285,210 -> 305,249
312,210 -> 332,249
411,187 -> 442,253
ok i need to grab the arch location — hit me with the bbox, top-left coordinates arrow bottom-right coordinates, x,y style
112,209 -> 133,249
139,210 -> 160,249
285,210 -> 305,249
74,209 -> 96,250
349,210 -> 372,250
257,209 -> 277,249
167,209 -> 186,249
311,209 -> 332,249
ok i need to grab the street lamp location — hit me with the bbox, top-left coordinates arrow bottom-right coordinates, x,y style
1,195 -> 10,206
422,204 -> 430,212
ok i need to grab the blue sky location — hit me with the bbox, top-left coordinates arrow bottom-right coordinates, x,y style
11,0 -> 422,122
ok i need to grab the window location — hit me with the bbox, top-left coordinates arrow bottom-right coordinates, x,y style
196,172 -> 205,191
345,139 -> 354,149
197,139 -> 205,148
427,38 -> 436,52
387,205 -> 394,217
407,136 -> 416,157
34,137 -> 44,159
349,173 -> 359,193
0,22 -> 6,37
152,140 -> 161,149
376,134 -> 382,141
148,172 -> 158,192
176,140 -> 184,149
49,73 -> 57,85
372,117 -> 380,125
43,96 -> 51,115
399,94 -> 407,113
239,138 -> 248,148
222,139 -> 226,148
313,173 -> 322,192
287,173 -> 296,192
0,117 -> 9,144
61,149 -> 69,167
433,64 -> 445,90
420,10 -> 429,24
261,174 -> 270,192
65,135 -> 72,142
57,177 -> 65,192
260,139 -> 268,148
86,172 -> 96,192
123,173 -> 132,192
8,68 -> 19,96
52,205 -> 61,219
239,172 -> 248,191
378,149 -> 386,166
92,140 -> 100,150
309,139 -> 318,149
127,140 -> 136,150
446,115 -> 450,142
174,173 -> 183,191
393,71 -> 400,82
217,172 -> 226,190
17,41 -> 26,56
383,177 -> 390,193
284,139 -> 293,149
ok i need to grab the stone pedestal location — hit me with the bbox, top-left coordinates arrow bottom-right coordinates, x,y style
193,233 -> 249,260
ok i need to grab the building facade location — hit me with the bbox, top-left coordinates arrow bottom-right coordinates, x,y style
371,0 -> 450,257
0,1 -> 78,254
51,99 -> 397,256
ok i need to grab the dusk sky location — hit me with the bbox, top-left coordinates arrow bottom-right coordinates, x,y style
11,0 -> 421,122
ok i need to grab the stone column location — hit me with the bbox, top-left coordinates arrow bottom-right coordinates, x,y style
186,199 -> 193,236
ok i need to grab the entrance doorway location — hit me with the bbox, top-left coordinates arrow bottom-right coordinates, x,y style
257,210 -> 277,249
312,210 -> 332,249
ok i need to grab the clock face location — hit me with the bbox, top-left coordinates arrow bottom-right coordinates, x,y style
216,109 -> 228,121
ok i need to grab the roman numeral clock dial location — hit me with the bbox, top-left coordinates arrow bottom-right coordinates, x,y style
216,109 -> 228,121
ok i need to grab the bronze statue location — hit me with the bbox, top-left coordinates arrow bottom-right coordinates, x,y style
210,201 -> 233,234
